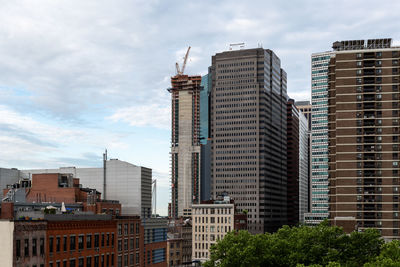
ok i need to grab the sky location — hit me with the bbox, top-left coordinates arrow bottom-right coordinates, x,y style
0,0 -> 399,216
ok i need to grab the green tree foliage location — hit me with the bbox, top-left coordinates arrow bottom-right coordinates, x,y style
203,221 -> 395,267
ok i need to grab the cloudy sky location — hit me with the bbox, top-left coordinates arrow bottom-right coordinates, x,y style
0,0 -> 399,215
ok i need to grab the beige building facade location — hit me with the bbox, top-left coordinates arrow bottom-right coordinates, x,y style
191,200 -> 234,262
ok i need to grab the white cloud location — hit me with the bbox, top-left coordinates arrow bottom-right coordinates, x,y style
107,104 -> 171,130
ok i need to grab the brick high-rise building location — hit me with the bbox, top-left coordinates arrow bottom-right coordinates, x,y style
210,48 -> 288,233
327,39 -> 400,239
168,74 -> 202,218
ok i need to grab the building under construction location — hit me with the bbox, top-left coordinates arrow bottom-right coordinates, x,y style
169,48 -> 202,218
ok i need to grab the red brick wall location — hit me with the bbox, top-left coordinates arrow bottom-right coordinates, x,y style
1,202 -> 14,219
46,220 -> 117,267
27,174 -> 78,204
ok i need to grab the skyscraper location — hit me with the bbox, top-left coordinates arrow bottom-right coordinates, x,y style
210,48 -> 288,233
169,74 -> 202,218
287,99 -> 309,225
328,39 -> 400,239
304,51 -> 333,225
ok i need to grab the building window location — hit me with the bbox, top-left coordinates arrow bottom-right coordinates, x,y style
136,252 -> 139,264
124,239 -> 128,250
63,236 -> 67,252
106,233 -> 110,247
24,239 -> 29,257
94,255 -> 99,267
70,259 -> 76,267
124,224 -> 128,235
55,237 -> 60,252
78,235 -> 84,250
136,223 -> 139,234
16,240 -> 21,258
130,238 -> 134,250
111,233 -> 115,247
78,258 -> 84,267
118,240 -> 122,252
118,224 -> 122,236
32,238 -> 37,256
124,254 -> 128,266
86,257 -> 92,267
130,223 -> 134,235
49,236 -> 54,253
94,234 -> 99,248
118,255 -> 122,267
136,238 -> 139,249
70,236 -> 76,251
40,238 -> 45,255
101,234 -> 105,247
87,234 -> 92,248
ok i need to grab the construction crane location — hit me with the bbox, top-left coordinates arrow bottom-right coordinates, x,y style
175,46 -> 191,75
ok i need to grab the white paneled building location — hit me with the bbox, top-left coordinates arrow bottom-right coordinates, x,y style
23,159 -> 152,217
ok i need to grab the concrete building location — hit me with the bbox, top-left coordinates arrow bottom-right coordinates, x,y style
191,196 -> 246,263
168,74 -> 202,218
328,38 -> 400,239
0,168 -> 23,200
191,197 -> 234,263
22,159 -> 152,217
305,51 -> 334,225
210,48 -> 288,233
0,220 -> 14,267
167,218 -> 192,267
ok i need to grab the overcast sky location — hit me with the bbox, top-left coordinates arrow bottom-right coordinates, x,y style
0,0 -> 399,215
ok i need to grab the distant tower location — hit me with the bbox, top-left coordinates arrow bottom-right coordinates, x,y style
169,47 -> 202,218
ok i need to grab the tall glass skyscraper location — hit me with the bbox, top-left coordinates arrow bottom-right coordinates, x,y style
305,51 -> 333,225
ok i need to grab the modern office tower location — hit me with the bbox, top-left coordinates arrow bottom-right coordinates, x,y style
287,99 -> 309,225
22,159 -> 152,217
210,48 -> 288,233
296,101 -> 312,130
168,74 -> 202,218
200,72 -> 212,202
328,39 -> 400,238
299,111 -> 310,223
304,51 -> 334,225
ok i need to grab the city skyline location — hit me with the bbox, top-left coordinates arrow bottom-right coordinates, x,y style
0,0 -> 399,216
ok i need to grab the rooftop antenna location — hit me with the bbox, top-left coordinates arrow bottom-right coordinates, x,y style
175,46 -> 191,75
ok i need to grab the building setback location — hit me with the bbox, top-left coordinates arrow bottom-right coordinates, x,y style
168,74 -> 202,218
328,38 -> 400,239
210,48 -> 288,233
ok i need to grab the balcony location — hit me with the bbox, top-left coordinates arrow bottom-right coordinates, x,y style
364,69 -> 375,76
364,61 -> 375,67
364,52 -> 375,59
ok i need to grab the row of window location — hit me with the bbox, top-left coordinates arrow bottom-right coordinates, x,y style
117,238 -> 140,252
49,233 -> 114,253
16,238 -> 44,258
49,254 -> 116,267
117,223 -> 140,236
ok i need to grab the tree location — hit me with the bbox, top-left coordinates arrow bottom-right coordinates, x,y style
203,222 -> 384,267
